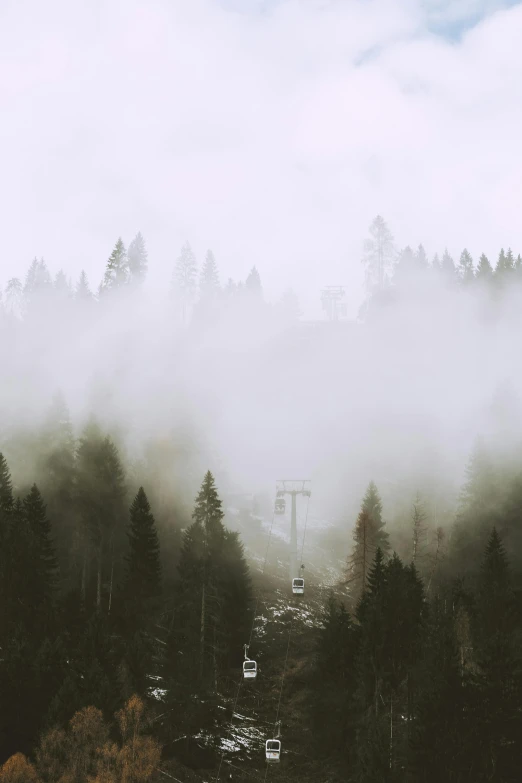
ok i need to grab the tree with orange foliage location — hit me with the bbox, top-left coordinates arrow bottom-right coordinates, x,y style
0,753 -> 41,783
35,697 -> 160,783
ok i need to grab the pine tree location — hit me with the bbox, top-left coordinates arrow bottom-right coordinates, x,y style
127,232 -> 148,283
311,595 -> 357,769
392,245 -> 416,288
37,393 -> 77,594
411,493 -> 428,565
245,266 -> 262,296
124,487 -> 161,614
451,438 -> 500,570
494,247 -> 514,282
345,482 -> 389,605
362,215 -> 395,294
199,249 -> 220,298
54,270 -> 72,299
476,253 -> 493,281
431,253 -> 441,273
0,453 -> 14,643
471,530 -> 521,779
411,594 -> 472,781
4,277 -> 24,318
76,423 -> 127,611
440,249 -> 456,284
171,242 -> 197,323
23,485 -> 58,632
101,238 -> 128,291
167,471 -> 250,697
415,244 -> 428,269
458,249 -> 474,284
75,270 -> 93,301
24,258 -> 52,298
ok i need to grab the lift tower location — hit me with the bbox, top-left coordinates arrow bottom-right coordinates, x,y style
276,480 -> 311,581
321,286 -> 348,321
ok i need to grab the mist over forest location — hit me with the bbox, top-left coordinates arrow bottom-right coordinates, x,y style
1,220 -> 522,782
2,1 -> 522,781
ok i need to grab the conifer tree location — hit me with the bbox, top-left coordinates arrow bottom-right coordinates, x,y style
311,595 -> 357,768
494,247 -> 514,283
471,529 -> 520,778
431,253 -> 441,273
75,270 -> 93,301
345,482 -> 389,604
76,423 -> 127,611
101,238 -> 129,292
362,215 -> 394,294
411,493 -> 428,565
0,453 -> 14,642
53,270 -> 72,298
415,244 -> 428,269
171,242 -> 197,322
392,245 -> 416,288
245,266 -> 262,296
199,249 -> 220,298
411,594 -> 471,781
4,277 -> 24,318
23,484 -> 58,627
476,253 -> 493,281
458,248 -> 474,284
127,232 -> 148,283
124,487 -> 162,615
37,394 -> 77,593
440,249 -> 456,284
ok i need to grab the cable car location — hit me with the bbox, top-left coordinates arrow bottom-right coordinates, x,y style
275,498 -> 285,515
292,577 -> 304,595
265,739 -> 281,763
243,659 -> 257,679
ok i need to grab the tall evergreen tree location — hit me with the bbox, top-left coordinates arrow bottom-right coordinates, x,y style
476,253 -> 493,281
345,482 -> 389,604
123,487 -> 161,615
0,453 -> 14,643
199,249 -> 220,298
362,215 -> 395,294
171,242 -> 197,323
75,270 -> 93,301
245,266 -> 262,296
101,238 -> 128,291
440,249 -> 456,284
4,277 -> 24,318
127,232 -> 148,284
458,248 -> 474,284
494,247 -> 514,282
23,484 -> 58,632
471,530 -> 521,779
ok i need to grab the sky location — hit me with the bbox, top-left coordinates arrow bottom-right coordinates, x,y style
1,0 -> 521,318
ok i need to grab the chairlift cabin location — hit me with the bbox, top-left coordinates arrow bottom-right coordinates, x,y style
275,498 -> 285,515
292,577 -> 304,595
243,660 -> 257,679
265,739 -> 281,763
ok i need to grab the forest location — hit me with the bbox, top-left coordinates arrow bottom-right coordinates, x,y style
1,217 -> 522,783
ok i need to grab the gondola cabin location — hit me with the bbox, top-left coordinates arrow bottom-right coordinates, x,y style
265,739 -> 281,763
275,498 -> 285,515
292,577 -> 304,595
243,660 -> 257,679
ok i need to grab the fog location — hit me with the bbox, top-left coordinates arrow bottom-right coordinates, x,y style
2,0 -> 522,542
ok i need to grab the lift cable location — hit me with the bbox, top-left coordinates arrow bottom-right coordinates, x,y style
264,622 -> 293,782
215,501 -> 278,782
298,493 -> 311,570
